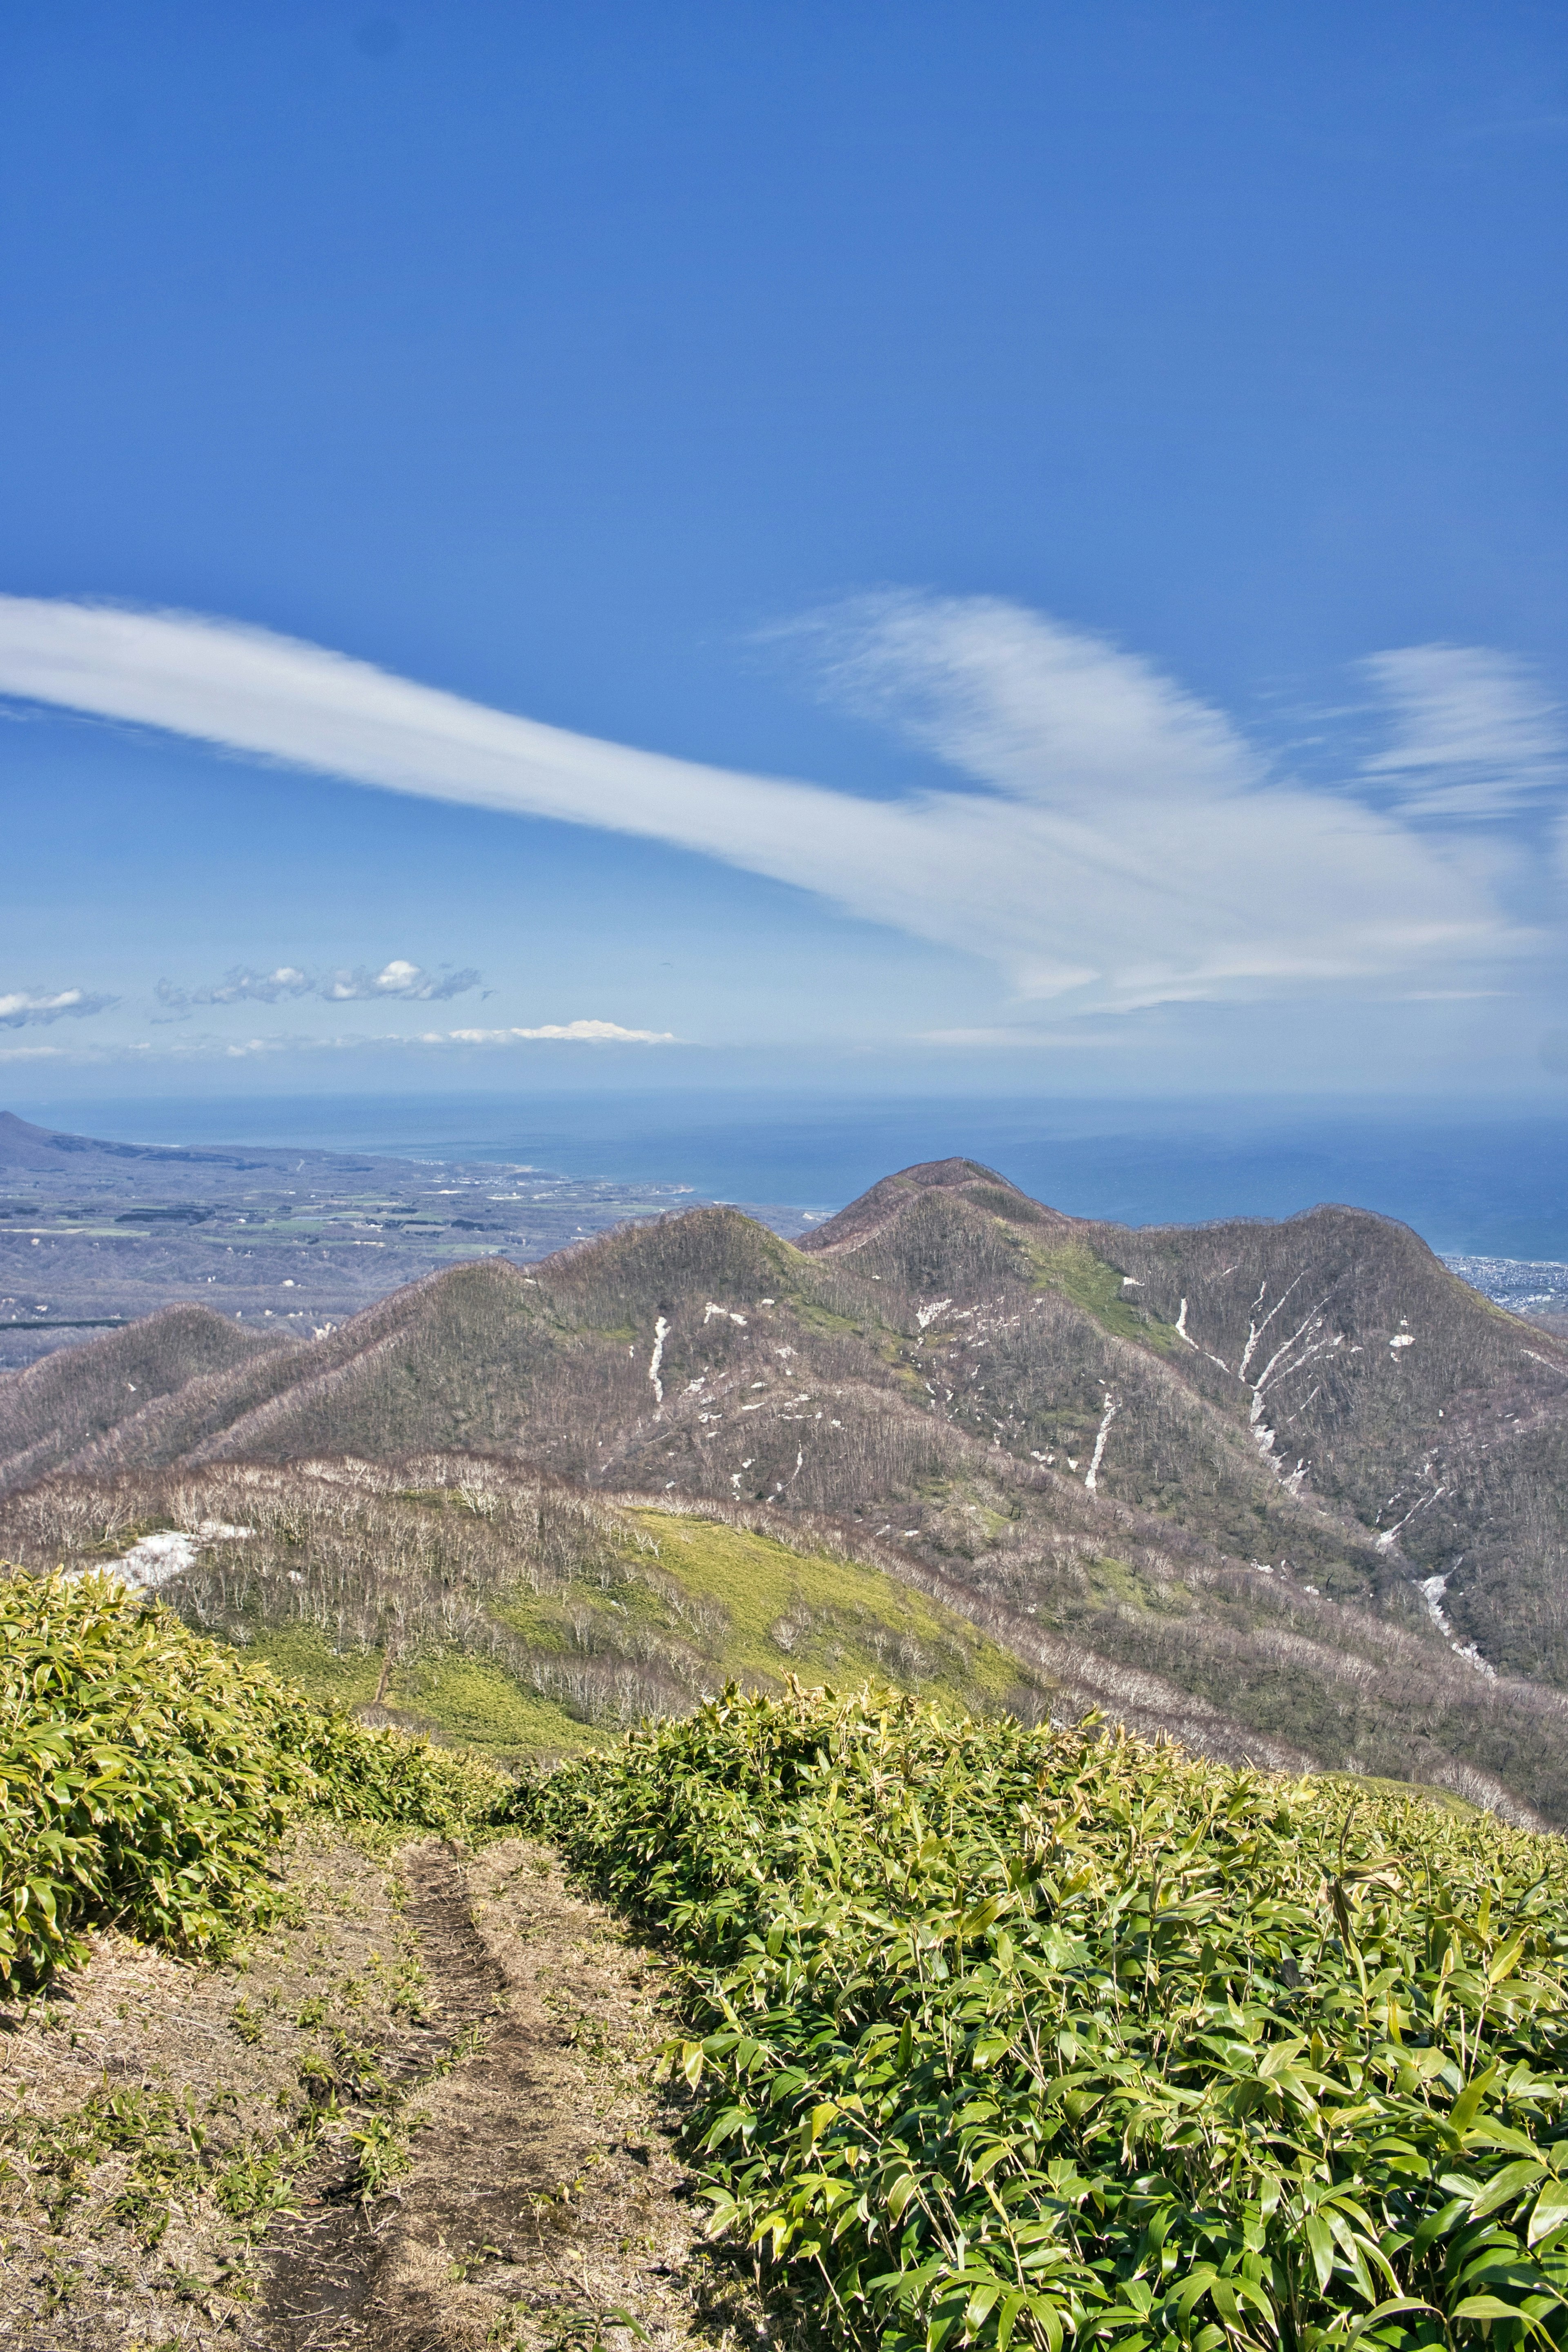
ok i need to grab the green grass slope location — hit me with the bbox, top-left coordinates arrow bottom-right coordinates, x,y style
0,1457 -> 1049,1766
235,1486 -> 1049,1764
616,1507 -> 1027,1711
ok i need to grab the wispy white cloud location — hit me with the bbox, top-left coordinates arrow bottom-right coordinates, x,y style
919,1025 -> 1122,1049
1359,644 -> 1565,818
779,590 -> 1263,809
0,985 -> 117,1029
443,1020 -> 676,1043
0,592 -> 1538,1012
156,958 -> 482,1011
0,1019 -> 675,1064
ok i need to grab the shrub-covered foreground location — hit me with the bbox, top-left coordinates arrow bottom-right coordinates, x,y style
521,1686 -> 1568,2352
0,1569 -> 504,1989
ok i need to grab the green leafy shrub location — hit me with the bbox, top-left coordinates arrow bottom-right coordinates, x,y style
519,1685 -> 1568,2352
0,1568 -> 504,1989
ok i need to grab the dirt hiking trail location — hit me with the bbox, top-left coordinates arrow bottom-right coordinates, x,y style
0,1836 -> 776,2352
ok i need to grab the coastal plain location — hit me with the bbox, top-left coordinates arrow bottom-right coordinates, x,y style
0,1112 -> 814,1370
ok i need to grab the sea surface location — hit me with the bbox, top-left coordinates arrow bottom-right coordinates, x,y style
16,1090 -> 1568,1265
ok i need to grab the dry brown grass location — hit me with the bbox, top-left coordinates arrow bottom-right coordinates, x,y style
0,1826 -> 485,2349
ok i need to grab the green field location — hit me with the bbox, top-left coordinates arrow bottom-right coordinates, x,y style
501,1508 -> 1029,1709
237,1621 -> 603,1760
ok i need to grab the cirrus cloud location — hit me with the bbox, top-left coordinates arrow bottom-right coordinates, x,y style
1358,644 -> 1565,819
0,591 -> 1544,1013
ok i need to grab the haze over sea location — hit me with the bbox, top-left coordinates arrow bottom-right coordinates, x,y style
14,1091 -> 1567,1263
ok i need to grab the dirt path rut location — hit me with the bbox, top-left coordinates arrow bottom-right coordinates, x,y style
258,1839 -> 764,2352
0,1832 -> 766,2352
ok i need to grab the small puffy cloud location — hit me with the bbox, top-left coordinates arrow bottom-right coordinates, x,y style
157,959 -> 481,1011
0,985 -> 117,1029
1360,645 -> 1565,818
321,959 -> 484,1001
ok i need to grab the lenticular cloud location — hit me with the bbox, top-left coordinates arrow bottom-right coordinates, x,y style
0,591 -> 1527,1011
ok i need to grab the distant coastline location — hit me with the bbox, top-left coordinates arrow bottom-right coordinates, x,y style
7,1090 -> 1568,1258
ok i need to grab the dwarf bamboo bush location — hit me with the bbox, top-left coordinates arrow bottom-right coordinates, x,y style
521,1686 -> 1568,2352
0,1568 -> 504,1989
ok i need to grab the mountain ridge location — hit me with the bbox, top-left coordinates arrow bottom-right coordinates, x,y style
6,1157 -> 1568,1820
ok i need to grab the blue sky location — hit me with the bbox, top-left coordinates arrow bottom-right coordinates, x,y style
1,2 -> 1564,1105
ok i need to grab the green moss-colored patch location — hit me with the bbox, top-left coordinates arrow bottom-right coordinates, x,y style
795,1297 -> 871,1338
625,1510 -> 1036,1715
488,1591 -> 579,1653
239,1624 -> 599,1764
240,1622 -> 385,1711
1082,1552 -> 1194,1616
388,1652 -> 605,1763
878,1337 -> 933,1399
1022,1236 -> 1180,1350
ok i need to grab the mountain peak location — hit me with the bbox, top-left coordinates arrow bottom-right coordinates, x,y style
798,1156 -> 1073,1253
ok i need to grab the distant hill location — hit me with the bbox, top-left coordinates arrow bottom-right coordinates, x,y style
0,1303 -> 294,1490
0,1109 -> 809,1378
6,1158 -> 1568,1820
0,1108 -> 372,1177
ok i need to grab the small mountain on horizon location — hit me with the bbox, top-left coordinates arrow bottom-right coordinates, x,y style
0,1107 -> 375,1178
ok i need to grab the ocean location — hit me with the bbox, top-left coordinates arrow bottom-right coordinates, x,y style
14,1090 -> 1568,1263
